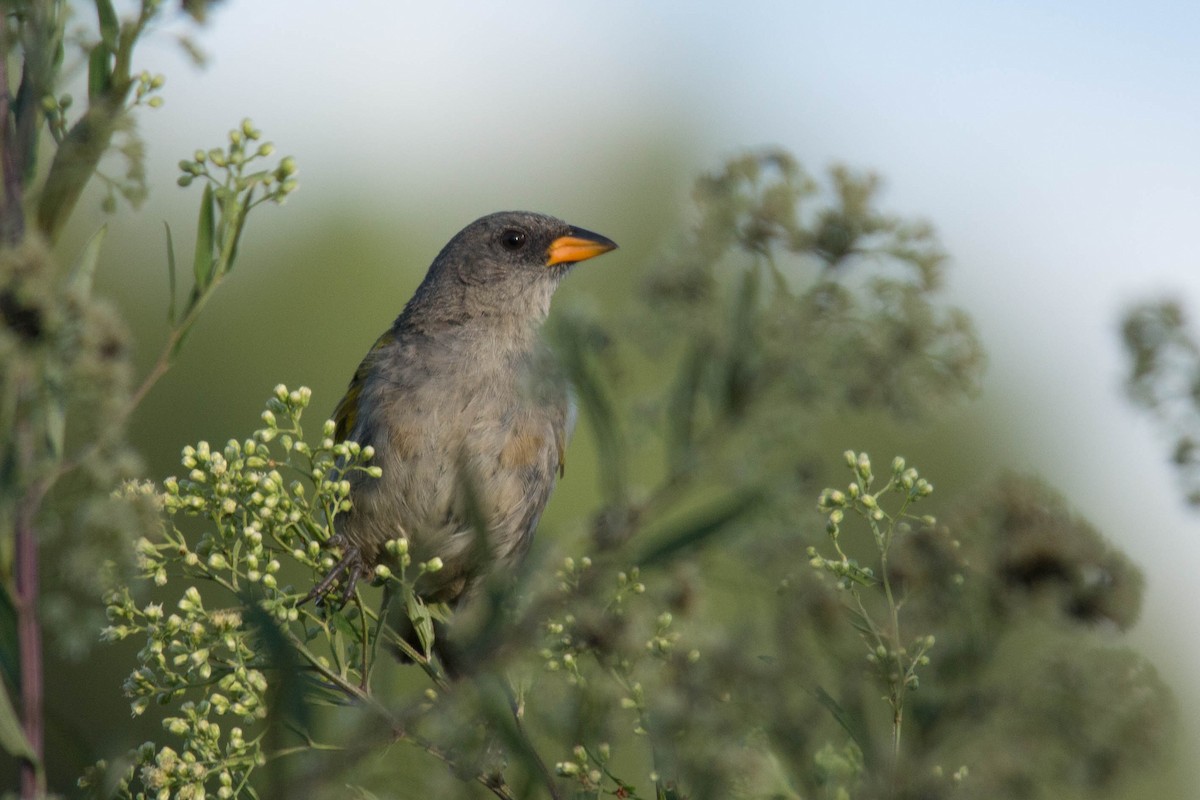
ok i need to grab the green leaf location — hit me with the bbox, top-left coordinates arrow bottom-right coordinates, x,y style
473,675 -> 551,786
0,587 -> 18,701
44,383 -> 66,461
242,600 -> 311,739
224,187 -> 254,271
240,170 -> 271,186
405,593 -> 435,657
192,182 -> 215,291
67,224 -> 107,296
86,43 -> 112,102
0,677 -> 36,764
95,0 -> 120,50
813,686 -> 874,770
635,489 -> 761,568
163,222 -> 177,324
665,338 -> 708,475
722,266 -> 761,418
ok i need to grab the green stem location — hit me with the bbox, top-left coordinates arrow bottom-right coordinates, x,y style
281,630 -> 518,799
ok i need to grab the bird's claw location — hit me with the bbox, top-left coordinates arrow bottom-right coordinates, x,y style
301,544 -> 369,608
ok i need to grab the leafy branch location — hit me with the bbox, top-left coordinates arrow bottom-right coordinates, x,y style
2,5 -> 296,795
809,452 -> 941,774
127,120 -> 298,411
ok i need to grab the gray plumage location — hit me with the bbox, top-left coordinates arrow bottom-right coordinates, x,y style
312,211 -> 616,615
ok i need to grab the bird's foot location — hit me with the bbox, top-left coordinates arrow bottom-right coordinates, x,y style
301,540 -> 370,608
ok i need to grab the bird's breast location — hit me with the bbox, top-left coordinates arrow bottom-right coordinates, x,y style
339,334 -> 566,596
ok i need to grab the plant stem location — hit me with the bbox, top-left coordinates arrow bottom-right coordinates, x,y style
0,50 -> 27,247
14,422 -> 49,799
497,678 -> 562,800
284,628 -> 517,799
878,543 -> 902,763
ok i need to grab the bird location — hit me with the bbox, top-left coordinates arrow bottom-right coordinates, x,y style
305,211 -> 617,660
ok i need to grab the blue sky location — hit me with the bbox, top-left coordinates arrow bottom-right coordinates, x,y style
125,0 -> 1200,767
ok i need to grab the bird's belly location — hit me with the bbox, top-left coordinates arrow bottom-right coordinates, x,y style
341,402 -> 559,603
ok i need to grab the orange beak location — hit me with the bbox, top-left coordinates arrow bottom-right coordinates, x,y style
546,226 -> 618,267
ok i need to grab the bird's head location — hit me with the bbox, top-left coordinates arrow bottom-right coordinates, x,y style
404,211 -> 617,329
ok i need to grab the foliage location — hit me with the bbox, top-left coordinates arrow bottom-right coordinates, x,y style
810,452 -> 938,771
1,1 -> 294,794
1122,299 -> 1200,504
72,148 -> 1174,800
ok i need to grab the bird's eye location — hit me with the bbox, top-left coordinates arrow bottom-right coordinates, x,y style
500,229 -> 527,250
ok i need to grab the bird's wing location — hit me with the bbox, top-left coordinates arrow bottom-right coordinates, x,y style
502,419 -> 565,566
333,329 -> 396,443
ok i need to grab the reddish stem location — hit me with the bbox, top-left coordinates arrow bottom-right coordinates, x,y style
15,475 -> 47,799
2,41 -> 43,798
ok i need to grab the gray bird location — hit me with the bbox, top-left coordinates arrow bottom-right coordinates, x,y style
308,211 -> 617,645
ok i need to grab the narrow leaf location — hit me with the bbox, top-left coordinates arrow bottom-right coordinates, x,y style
723,266 -> 761,417
225,188 -> 254,271
239,170 -> 271,185
162,222 -> 178,324
666,338 -> 708,475
406,593 -> 435,657
95,0 -> 119,50
635,490 -> 761,568
44,390 -> 66,461
0,677 -> 36,763
473,676 -> 551,785
192,183 -> 215,291
243,600 -> 311,732
812,686 -> 874,769
0,586 -> 17,693
67,224 -> 107,295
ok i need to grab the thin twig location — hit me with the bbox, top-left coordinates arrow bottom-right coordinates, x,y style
499,679 -> 562,800
282,627 -> 517,798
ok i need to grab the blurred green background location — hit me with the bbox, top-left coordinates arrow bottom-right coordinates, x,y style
33,0 -> 1200,794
